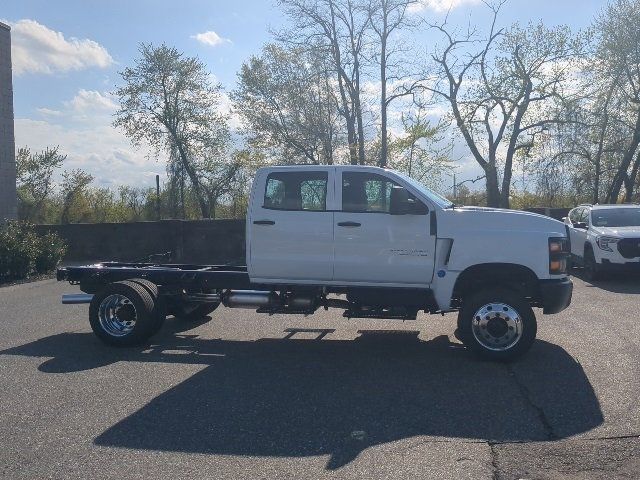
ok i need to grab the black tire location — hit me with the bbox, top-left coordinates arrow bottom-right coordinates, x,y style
457,288 -> 537,362
173,302 -> 220,321
583,246 -> 601,282
89,280 -> 159,347
128,278 -> 166,334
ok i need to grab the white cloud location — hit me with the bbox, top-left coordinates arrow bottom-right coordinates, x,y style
15,118 -> 162,187
6,19 -> 114,75
18,89 -> 161,187
191,30 -> 231,47
65,89 -> 118,113
409,0 -> 481,13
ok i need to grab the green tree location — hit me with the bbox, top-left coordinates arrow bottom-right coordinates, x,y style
16,146 -> 66,222
388,109 -> 452,190
60,169 -> 94,224
233,43 -> 341,165
114,43 -> 232,218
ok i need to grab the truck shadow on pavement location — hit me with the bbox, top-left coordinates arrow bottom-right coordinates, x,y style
0,323 -> 603,470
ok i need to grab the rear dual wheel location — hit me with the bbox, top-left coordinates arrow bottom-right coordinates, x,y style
89,280 -> 164,347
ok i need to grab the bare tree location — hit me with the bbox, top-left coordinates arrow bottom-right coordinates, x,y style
597,0 -> 640,202
367,0 -> 418,167
424,3 -> 582,207
277,0 -> 370,164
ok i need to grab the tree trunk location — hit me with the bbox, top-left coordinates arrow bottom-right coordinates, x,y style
607,109 -> 640,203
624,149 -> 640,202
485,165 -> 501,208
379,35 -> 388,167
352,52 -> 366,165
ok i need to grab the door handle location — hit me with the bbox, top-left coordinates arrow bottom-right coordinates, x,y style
337,221 -> 361,227
253,220 -> 275,225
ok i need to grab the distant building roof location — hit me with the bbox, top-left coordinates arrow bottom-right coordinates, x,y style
0,22 -> 11,31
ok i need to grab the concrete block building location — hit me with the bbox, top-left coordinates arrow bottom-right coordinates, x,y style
0,22 -> 17,221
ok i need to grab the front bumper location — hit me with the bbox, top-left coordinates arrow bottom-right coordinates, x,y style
598,259 -> 640,273
539,278 -> 573,314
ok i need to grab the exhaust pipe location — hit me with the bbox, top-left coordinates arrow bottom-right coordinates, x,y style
222,290 -> 278,309
62,294 -> 94,304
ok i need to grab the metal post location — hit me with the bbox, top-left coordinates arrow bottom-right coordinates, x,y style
156,174 -> 161,220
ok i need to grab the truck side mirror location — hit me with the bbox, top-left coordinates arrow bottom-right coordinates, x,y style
389,186 -> 411,215
573,221 -> 587,229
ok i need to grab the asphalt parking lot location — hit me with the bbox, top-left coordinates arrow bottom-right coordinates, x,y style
1,274 -> 639,479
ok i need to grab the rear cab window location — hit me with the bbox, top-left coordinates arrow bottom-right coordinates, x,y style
264,171 -> 328,211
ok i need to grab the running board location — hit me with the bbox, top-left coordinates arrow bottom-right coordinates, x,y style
343,309 -> 417,320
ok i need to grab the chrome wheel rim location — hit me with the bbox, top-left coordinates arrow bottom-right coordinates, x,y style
98,294 -> 137,337
471,303 -> 522,351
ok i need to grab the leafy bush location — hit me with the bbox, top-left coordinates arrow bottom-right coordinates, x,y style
34,232 -> 67,273
0,222 -> 67,282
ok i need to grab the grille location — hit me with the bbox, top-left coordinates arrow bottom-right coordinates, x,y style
617,238 -> 640,259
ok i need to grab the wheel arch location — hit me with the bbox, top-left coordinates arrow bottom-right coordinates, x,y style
452,263 -> 540,302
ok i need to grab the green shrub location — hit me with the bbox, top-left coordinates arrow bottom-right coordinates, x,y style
0,222 -> 67,282
34,232 -> 67,273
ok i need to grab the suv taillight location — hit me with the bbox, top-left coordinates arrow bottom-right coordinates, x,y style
549,237 -> 570,274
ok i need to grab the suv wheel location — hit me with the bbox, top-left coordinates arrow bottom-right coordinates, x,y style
584,246 -> 601,282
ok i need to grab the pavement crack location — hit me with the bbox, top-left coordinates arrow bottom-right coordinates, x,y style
507,364 -> 558,441
488,441 -> 501,480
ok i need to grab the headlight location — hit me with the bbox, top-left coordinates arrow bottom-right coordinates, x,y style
549,237 -> 569,274
596,236 -> 619,252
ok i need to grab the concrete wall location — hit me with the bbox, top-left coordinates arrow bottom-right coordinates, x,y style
35,219 -> 247,265
0,22 -> 16,222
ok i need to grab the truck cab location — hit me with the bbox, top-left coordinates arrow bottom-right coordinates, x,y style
247,165 -> 571,310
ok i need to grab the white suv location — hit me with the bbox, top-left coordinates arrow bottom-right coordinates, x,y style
564,204 -> 640,280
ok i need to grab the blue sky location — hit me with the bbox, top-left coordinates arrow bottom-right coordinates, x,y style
3,0 -> 607,189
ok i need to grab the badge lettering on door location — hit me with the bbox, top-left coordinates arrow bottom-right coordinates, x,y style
389,249 -> 429,257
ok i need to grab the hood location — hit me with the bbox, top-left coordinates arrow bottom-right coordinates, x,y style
438,206 -> 567,236
591,225 -> 640,237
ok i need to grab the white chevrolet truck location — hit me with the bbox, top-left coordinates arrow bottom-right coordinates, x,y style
58,165 -> 573,361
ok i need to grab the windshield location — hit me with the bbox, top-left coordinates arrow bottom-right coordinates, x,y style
591,208 -> 640,227
395,172 -> 454,209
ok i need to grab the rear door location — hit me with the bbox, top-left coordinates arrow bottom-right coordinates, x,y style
248,168 -> 334,282
332,170 -> 435,286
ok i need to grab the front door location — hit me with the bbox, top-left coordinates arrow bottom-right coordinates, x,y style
249,169 -> 334,282
333,171 -> 435,286
567,207 -> 588,257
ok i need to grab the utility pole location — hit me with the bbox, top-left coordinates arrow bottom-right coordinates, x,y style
453,173 -> 457,199
155,174 -> 161,221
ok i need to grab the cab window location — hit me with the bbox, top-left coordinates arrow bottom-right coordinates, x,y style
264,172 -> 328,211
578,208 -> 590,224
342,172 -> 427,214
569,208 -> 584,224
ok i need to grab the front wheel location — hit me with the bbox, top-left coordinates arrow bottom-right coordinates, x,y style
457,288 -> 537,362
583,247 -> 601,282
